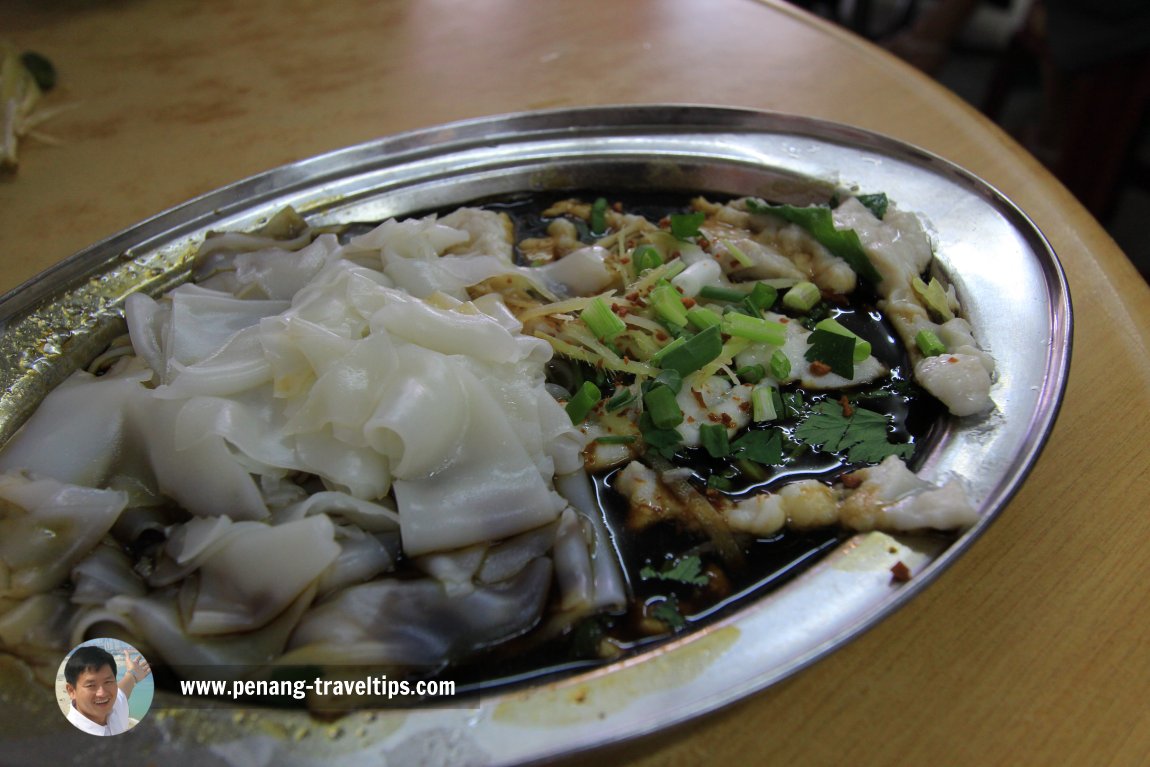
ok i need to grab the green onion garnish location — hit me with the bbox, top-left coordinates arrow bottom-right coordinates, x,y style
724,240 -> 753,267
735,458 -> 767,482
782,390 -> 805,418
590,197 -> 609,236
566,381 -> 602,424
594,434 -> 638,445
916,329 -> 947,357
782,281 -> 821,312
686,306 -> 723,331
663,260 -> 687,280
698,285 -> 747,303
651,368 -> 684,394
654,325 -> 723,377
735,363 -> 766,384
606,388 -> 637,412
643,384 -> 683,429
632,244 -> 663,275
721,313 -> 786,346
650,335 -> 686,366
699,423 -> 731,458
814,317 -> 872,362
650,283 -> 689,327
752,384 -> 779,422
670,211 -> 705,240
768,349 -> 791,380
743,282 -> 778,315
581,297 -> 627,342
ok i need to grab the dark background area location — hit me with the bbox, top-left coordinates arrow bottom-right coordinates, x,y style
792,0 -> 1150,284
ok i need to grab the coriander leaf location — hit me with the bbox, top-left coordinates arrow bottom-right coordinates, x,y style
805,328 -> 856,378
640,555 -> 710,586
649,596 -> 687,630
856,193 -> 889,220
639,411 -> 683,460
794,401 -> 914,463
699,423 -> 731,458
670,211 -> 705,240
731,429 -> 784,465
745,199 -> 882,284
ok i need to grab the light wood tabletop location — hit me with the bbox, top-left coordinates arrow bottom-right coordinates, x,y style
3,1 -> 1149,765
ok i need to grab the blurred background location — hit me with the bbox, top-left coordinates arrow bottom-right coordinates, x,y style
789,0 -> 1150,284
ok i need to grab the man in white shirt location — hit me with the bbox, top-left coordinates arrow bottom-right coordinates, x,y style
63,645 -> 151,736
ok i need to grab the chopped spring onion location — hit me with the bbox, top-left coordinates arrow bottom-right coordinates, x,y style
735,458 -> 767,481
606,387 -> 637,411
916,328 -> 947,357
632,244 -> 663,275
735,363 -> 766,384
651,368 -> 684,394
814,317 -> 872,362
581,297 -> 626,342
782,281 -> 821,312
590,197 -> 609,236
649,336 -> 686,366
743,282 -> 778,315
699,423 -> 731,458
566,381 -> 602,423
670,211 -> 705,240
654,325 -> 723,377
721,313 -> 786,346
805,328 -> 856,378
698,285 -> 747,303
768,349 -> 791,380
650,283 -> 689,327
594,434 -> 638,445
686,306 -> 723,331
663,260 -> 687,280
751,384 -> 779,422
643,384 -> 683,429
723,240 -> 754,267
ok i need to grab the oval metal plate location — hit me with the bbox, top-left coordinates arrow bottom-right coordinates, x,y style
0,106 -> 1071,766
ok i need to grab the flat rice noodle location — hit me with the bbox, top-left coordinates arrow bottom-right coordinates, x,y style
555,471 -> 628,612
0,366 -> 149,488
70,542 -> 146,605
162,283 -> 288,380
185,515 -> 339,635
230,233 -> 343,300
94,585 -> 318,677
126,396 -> 268,520
157,325 -> 272,398
0,473 -> 127,598
273,491 -> 399,533
393,364 -> 566,556
360,346 -> 467,478
285,557 -> 552,667
316,524 -> 397,597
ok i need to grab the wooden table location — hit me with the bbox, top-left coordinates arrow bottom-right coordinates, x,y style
4,1 -> 1149,765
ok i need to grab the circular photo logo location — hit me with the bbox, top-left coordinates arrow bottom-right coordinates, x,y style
57,638 -> 154,736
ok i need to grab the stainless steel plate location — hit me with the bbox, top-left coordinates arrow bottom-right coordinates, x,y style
0,106 -> 1071,766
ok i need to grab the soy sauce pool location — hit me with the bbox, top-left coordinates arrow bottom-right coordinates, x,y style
420,191 -> 954,697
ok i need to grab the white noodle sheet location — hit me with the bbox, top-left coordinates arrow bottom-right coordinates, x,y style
0,207 -> 627,671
